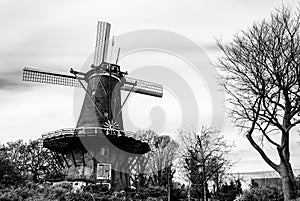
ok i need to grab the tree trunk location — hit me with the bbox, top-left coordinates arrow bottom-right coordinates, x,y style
280,164 -> 297,201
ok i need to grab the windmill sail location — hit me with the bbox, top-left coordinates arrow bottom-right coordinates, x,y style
23,67 -> 163,97
93,21 -> 111,67
23,67 -> 81,88
122,77 -> 163,98
22,21 -> 161,191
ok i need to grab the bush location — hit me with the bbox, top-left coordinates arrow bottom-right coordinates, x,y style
0,181 -> 172,201
84,183 -> 110,194
214,179 -> 242,201
171,185 -> 187,201
132,186 -> 167,200
0,157 -> 24,188
239,187 -> 283,201
0,181 -> 74,201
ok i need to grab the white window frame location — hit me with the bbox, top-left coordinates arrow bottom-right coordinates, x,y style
96,163 -> 111,180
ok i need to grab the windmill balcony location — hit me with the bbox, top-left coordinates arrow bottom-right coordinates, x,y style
42,127 -> 124,139
42,127 -> 150,155
42,127 -> 148,144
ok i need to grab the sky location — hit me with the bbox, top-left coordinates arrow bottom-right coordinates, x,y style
0,0 -> 300,174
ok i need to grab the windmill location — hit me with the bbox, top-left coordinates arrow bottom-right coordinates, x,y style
22,21 -> 163,191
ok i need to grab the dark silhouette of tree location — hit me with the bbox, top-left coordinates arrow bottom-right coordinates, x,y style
217,179 -> 242,201
0,146 -> 23,188
217,5 -> 300,200
2,140 -> 64,182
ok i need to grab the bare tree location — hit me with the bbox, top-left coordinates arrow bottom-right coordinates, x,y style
179,127 -> 233,200
129,130 -> 178,190
149,135 -> 178,187
217,6 -> 300,200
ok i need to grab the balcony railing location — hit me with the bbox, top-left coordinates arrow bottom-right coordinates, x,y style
41,127 -> 145,143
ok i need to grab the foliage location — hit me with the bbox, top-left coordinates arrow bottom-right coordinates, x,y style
130,186 -> 167,200
0,148 -> 23,188
235,175 -> 300,201
0,133 -> 233,200
238,187 -> 283,201
216,179 -> 242,201
0,182 -> 68,201
83,183 -> 110,194
171,183 -> 188,201
217,5 -> 300,200
0,139 -> 64,183
0,181 -> 169,201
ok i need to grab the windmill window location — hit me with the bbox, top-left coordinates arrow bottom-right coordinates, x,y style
102,63 -> 108,70
104,111 -> 109,118
96,163 -> 111,180
100,146 -> 109,157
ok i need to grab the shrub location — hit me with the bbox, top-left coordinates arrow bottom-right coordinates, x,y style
240,187 -> 283,201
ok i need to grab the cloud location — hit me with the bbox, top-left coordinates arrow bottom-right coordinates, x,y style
0,26 -> 86,92
0,69 -> 29,91
202,43 -> 222,52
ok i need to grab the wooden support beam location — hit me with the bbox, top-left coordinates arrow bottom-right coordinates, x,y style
71,150 -> 77,167
91,150 -> 97,181
82,148 -> 86,167
61,153 -> 70,168
54,152 -> 65,168
50,151 -> 63,169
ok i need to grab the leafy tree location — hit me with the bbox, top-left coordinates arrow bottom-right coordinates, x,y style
2,139 -> 64,182
217,5 -> 300,200
24,140 -> 64,182
4,140 -> 28,178
0,147 -> 23,188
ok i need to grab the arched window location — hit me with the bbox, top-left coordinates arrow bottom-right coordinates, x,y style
100,146 -> 109,157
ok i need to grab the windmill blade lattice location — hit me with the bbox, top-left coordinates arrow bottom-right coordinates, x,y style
23,67 -> 82,88
93,21 -> 111,66
121,77 -> 163,98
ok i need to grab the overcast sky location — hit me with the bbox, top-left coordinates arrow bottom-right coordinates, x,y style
0,0 -> 299,174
